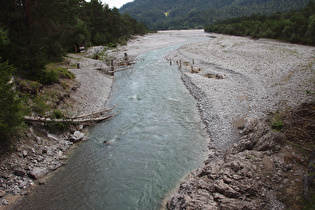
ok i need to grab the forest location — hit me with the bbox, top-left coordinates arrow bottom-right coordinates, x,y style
205,1 -> 315,45
120,0 -> 310,30
0,0 -> 149,148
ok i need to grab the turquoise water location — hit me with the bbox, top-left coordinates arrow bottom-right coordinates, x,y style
18,43 -> 209,210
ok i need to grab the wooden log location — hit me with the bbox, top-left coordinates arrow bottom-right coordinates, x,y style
67,107 -> 114,119
24,114 -> 115,125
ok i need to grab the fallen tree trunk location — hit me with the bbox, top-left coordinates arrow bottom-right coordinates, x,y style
66,107 -> 114,119
24,113 -> 116,125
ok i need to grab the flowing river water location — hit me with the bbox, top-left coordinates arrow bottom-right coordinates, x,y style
17,37 -> 210,209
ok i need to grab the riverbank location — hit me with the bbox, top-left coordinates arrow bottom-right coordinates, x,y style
166,33 -> 315,209
0,46 -> 116,208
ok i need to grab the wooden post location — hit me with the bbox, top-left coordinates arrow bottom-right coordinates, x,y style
110,60 -> 114,74
170,58 -> 172,65
77,63 -> 80,69
179,60 -> 182,69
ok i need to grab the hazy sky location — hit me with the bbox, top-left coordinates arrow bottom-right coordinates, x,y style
102,0 -> 134,8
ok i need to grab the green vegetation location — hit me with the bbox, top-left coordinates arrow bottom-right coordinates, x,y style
0,60 -> 24,148
120,0 -> 309,30
0,27 -> 24,149
0,1 -> 149,149
205,1 -> 315,45
271,110 -> 284,131
0,0 -> 149,80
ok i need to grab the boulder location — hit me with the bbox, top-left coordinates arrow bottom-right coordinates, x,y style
28,167 -> 49,180
69,131 -> 85,143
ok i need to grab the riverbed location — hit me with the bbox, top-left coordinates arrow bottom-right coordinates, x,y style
12,31 -> 212,210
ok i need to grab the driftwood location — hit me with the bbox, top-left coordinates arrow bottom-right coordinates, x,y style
24,107 -> 116,125
24,115 -> 114,124
66,107 -> 114,119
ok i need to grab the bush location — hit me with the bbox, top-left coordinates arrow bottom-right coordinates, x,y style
40,70 -> 59,84
271,120 -> 284,131
55,67 -> 75,79
271,111 -> 284,131
40,65 -> 75,84
32,95 -> 50,115
51,109 -> 64,119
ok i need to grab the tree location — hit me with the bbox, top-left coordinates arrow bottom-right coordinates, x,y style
0,27 -> 23,148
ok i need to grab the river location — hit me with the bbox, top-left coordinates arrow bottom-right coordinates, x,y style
16,34 -> 209,210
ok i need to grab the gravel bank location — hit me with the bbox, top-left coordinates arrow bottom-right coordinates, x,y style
165,33 -> 315,209
169,33 -> 315,150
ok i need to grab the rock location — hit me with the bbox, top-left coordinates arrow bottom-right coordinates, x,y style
284,164 -> 293,171
47,133 -> 59,141
214,179 -> 240,198
22,150 -> 28,157
42,147 -> 53,156
69,131 -> 85,143
37,155 -> 45,162
167,194 -> 189,210
77,124 -> 84,131
48,162 -> 62,171
0,190 -> 5,197
57,151 -> 66,160
13,168 -> 26,177
1,199 -> 9,205
28,167 -> 49,180
18,181 -> 29,189
197,179 -> 215,192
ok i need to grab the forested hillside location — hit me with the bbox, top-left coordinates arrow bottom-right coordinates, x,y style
0,0 -> 148,149
119,0 -> 310,30
205,1 -> 315,45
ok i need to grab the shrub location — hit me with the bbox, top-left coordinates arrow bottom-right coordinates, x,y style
54,67 -> 75,79
51,109 -> 64,119
271,111 -> 284,131
271,120 -> 284,131
32,95 -> 50,115
40,69 -> 59,84
41,64 -> 75,84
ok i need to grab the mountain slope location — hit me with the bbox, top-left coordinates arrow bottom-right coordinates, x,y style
119,0 -> 310,30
